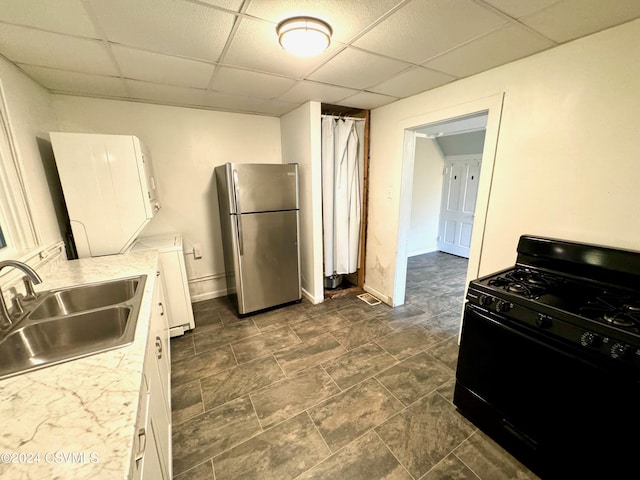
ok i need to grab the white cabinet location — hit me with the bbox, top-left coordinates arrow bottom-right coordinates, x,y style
129,234 -> 195,336
131,270 -> 172,480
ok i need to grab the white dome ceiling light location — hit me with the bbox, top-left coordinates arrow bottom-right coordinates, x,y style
276,16 -> 332,57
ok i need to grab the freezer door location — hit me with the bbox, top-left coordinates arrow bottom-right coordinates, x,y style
235,210 -> 301,314
231,163 -> 298,213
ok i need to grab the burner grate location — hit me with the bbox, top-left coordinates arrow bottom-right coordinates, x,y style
488,269 -> 560,299
579,294 -> 640,331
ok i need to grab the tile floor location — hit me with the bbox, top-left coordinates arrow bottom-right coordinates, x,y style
169,252 -> 539,480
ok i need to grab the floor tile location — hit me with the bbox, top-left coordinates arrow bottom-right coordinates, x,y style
376,325 -> 440,360
331,317 -> 393,350
454,431 -> 539,480
428,335 -> 460,370
322,342 -> 397,390
290,311 -> 351,340
172,379 -> 204,424
309,378 -> 403,451
171,345 -> 236,388
251,366 -> 340,429
419,308 -> 463,338
337,302 -> 387,323
193,320 -> 260,354
304,295 -> 356,316
252,304 -> 312,331
174,459 -> 215,480
200,354 -> 285,411
421,454 -> 480,480
212,412 -> 331,480
192,309 -> 224,333
376,392 -> 475,478
375,304 -> 425,327
172,396 -> 261,475
296,431 -> 412,480
273,333 -> 346,376
170,333 -> 195,361
375,351 -> 454,406
231,326 -> 301,364
436,379 -> 456,404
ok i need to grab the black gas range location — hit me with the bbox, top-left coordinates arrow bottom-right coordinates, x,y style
454,235 -> 640,478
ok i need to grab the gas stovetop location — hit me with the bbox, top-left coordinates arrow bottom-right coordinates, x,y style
478,266 -> 640,334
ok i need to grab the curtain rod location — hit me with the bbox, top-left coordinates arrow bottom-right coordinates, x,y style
321,114 -> 366,122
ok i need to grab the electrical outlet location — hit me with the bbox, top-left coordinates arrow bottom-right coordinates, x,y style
193,243 -> 202,259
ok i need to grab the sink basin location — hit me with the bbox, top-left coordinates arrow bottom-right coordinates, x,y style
0,307 -> 133,379
28,277 -> 141,320
0,275 -> 146,380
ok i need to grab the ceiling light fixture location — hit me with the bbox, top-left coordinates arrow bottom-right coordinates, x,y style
277,16 -> 332,57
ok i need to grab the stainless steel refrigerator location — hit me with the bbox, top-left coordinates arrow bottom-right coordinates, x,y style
215,163 -> 301,315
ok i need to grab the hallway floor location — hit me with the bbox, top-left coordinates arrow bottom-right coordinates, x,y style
170,252 -> 538,480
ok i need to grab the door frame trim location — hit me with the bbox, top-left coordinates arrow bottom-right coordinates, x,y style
393,93 -> 505,307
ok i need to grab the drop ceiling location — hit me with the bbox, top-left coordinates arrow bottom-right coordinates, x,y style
1,0 -> 639,117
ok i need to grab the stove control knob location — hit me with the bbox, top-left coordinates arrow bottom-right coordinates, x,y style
495,300 -> 512,313
536,314 -> 552,329
611,343 -> 631,360
580,331 -> 602,347
479,295 -> 493,306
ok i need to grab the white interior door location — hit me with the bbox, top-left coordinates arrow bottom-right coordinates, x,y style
437,156 -> 481,258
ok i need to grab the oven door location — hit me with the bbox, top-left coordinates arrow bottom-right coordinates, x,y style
454,303 -> 640,478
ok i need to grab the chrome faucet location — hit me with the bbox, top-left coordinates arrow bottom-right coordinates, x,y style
0,260 -> 43,329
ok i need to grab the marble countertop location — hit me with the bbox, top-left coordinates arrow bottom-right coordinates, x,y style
0,251 -> 159,480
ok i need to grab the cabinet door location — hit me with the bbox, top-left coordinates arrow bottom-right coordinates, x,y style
153,270 -> 171,408
148,270 -> 172,479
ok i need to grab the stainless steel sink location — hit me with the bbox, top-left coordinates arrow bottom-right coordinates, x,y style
29,277 -> 141,320
0,275 -> 146,380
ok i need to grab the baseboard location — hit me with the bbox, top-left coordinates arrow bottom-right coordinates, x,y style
407,247 -> 437,257
188,272 -> 227,303
302,287 -> 324,305
362,284 -> 392,307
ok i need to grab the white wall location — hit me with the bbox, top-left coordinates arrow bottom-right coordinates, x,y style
367,19 -> 640,304
407,137 -> 443,256
280,101 -> 323,304
52,96 -> 282,300
0,57 -> 62,249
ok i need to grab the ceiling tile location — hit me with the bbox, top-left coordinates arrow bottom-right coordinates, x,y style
0,0 -> 99,37
423,24 -> 555,77
87,0 -> 235,61
308,48 -> 411,90
201,91 -> 297,116
196,0 -> 245,12
353,0 -> 508,64
521,0 -> 640,43
246,0 -> 403,43
222,17 -> 341,78
368,66 -> 456,97
112,45 -> 215,89
481,0 -> 561,19
19,65 -> 128,97
211,67 -> 297,99
0,24 -> 118,75
276,81 -> 358,104
125,80 -> 205,106
337,91 -> 398,110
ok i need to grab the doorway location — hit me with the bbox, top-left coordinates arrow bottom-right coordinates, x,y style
393,93 -> 504,308
320,104 -> 370,300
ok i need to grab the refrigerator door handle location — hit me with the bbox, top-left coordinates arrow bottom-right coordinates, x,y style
232,170 -> 244,255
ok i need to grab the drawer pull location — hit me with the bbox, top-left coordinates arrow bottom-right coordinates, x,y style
135,427 -> 146,461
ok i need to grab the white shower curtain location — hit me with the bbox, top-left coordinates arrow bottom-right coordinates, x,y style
321,116 -> 365,276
